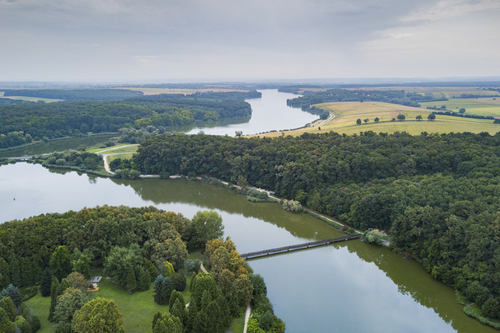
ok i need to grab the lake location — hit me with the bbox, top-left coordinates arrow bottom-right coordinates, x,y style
185,89 -> 318,136
0,90 -> 317,158
0,163 -> 494,333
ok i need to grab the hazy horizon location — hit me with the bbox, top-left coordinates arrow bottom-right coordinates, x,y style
1,0 -> 499,82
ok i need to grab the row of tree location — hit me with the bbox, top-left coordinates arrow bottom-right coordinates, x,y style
286,89 -> 421,109
131,131 -> 500,321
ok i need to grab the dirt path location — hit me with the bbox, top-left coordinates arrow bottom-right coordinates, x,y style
243,302 -> 252,333
101,152 -> 131,175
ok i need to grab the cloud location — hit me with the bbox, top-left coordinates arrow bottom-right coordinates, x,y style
401,0 -> 500,22
0,0 -> 499,80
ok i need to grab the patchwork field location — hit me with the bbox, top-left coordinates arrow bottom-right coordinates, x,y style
420,98 -> 500,117
256,101 -> 500,137
354,86 -> 500,99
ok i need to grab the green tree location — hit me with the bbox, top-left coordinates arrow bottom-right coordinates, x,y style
48,277 -> 59,322
104,244 -> 143,289
153,238 -> 188,271
459,108 -> 466,113
0,285 -> 22,307
0,307 -> 15,333
374,117 -> 379,122
356,119 -> 361,125
169,290 -> 185,310
159,261 -> 175,278
170,298 -> 187,324
71,249 -> 94,279
137,267 -> 151,292
428,113 -> 436,120
416,115 -> 422,121
397,114 -> 405,121
0,296 -> 16,322
126,268 -> 137,294
191,211 -> 224,250
364,118 -> 369,123
259,310 -> 275,331
73,298 -> 125,333
20,257 -> 34,287
10,258 -> 21,287
53,287 -> 90,324
50,246 -> 72,281
66,272 -> 89,293
482,298 -> 500,319
40,267 -> 53,297
0,258 -> 10,289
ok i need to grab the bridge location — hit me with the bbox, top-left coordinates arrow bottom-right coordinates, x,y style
240,234 -> 360,260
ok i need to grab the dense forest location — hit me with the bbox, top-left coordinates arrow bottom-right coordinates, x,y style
2,89 -> 144,101
285,89 -> 434,110
0,91 -> 258,149
132,132 -> 500,321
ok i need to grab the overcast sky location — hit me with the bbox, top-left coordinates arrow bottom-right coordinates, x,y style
1,0 -> 499,82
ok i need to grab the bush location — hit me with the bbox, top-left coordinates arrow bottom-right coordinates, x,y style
360,231 -> 383,245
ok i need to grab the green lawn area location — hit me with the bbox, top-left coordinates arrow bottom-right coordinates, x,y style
87,144 -> 138,154
420,98 -> 500,117
26,269 -> 195,333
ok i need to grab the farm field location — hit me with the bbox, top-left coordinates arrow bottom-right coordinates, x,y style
354,86 -> 500,99
123,87 -> 249,95
0,91 -> 62,103
256,101 -> 500,137
420,98 -> 500,117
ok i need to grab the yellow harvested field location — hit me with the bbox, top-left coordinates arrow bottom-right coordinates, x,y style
255,101 -> 500,138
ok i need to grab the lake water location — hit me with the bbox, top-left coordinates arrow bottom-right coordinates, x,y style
185,89 -> 318,136
0,90 -> 316,158
0,163 -> 495,333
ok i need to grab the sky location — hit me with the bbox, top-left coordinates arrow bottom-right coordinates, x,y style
1,0 -> 500,82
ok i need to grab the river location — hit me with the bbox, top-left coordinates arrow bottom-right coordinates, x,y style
0,90 -> 317,158
0,163 -> 495,333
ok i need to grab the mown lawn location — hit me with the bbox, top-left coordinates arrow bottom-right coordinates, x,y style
26,269 -> 195,333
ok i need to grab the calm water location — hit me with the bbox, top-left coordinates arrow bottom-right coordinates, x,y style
185,89 -> 318,136
0,163 -> 495,333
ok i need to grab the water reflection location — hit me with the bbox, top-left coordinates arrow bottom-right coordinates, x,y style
0,163 -> 495,333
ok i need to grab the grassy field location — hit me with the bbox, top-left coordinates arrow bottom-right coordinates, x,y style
256,101 -> 500,137
420,98 -> 500,117
88,144 -> 139,154
26,270 -> 195,333
0,91 -> 62,103
354,86 -> 500,99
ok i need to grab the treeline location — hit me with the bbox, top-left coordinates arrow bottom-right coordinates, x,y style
431,110 -> 494,120
0,92 -> 254,148
132,132 -> 500,320
2,89 -> 144,101
286,89 -> 422,109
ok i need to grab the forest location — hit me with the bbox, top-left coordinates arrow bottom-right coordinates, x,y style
0,206 -> 284,332
0,91 -> 258,149
132,131 -> 500,321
